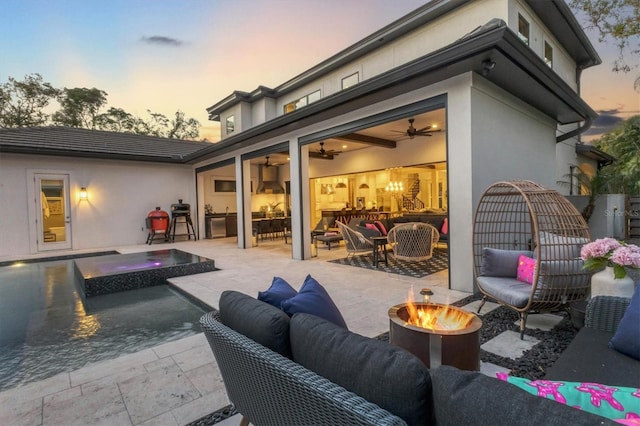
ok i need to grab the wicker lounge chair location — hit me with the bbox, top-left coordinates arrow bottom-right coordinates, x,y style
472,181 -> 591,339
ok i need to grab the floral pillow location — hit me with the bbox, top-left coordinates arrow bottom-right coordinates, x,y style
516,255 -> 536,284
497,373 -> 640,422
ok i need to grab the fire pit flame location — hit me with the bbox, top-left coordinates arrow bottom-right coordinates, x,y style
405,294 -> 474,331
406,302 -> 473,331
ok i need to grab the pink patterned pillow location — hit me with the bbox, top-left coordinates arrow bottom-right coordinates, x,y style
516,255 -> 536,284
440,218 -> 448,235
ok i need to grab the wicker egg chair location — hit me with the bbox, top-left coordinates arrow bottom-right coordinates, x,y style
472,181 -> 591,338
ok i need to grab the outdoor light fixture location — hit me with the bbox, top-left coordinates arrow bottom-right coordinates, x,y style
482,59 -> 496,76
79,187 -> 88,200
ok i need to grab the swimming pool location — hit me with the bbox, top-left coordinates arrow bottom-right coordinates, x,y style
0,253 -> 211,392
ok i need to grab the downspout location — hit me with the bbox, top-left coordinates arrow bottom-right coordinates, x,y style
556,116 -> 592,143
557,67 -> 593,143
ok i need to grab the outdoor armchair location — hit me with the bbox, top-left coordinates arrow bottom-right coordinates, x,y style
336,221 -> 376,258
386,222 -> 439,262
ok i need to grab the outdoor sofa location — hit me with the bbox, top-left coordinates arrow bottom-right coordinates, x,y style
546,294 -> 639,388
200,289 -> 613,425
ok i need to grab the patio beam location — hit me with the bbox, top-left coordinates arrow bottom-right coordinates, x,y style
334,133 -> 397,148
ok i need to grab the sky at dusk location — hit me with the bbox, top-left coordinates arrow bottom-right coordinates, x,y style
1,0 -> 638,142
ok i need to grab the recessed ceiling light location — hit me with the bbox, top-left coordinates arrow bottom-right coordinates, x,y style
342,144 -> 348,149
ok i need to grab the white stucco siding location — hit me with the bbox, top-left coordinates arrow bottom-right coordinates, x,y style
510,0 -> 578,90
1,154 -> 195,258
555,136 -> 581,195
470,74 -> 558,198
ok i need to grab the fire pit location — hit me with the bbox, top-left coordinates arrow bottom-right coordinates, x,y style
388,301 -> 482,371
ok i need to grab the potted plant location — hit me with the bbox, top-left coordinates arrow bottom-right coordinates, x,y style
581,237 -> 640,297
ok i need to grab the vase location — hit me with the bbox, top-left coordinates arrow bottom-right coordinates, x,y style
590,266 -> 636,298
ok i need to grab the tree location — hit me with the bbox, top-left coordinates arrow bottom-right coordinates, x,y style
0,73 -> 59,128
558,166 -> 613,222
167,110 -> 200,139
595,115 -> 640,194
570,0 -> 640,90
95,107 -> 137,133
52,87 -> 108,128
0,74 -> 201,139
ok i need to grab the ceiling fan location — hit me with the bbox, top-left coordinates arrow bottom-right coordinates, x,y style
310,141 -> 342,160
263,155 -> 281,167
393,118 -> 442,140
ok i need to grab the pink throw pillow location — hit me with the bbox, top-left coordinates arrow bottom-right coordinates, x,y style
516,255 -> 536,284
374,220 -> 388,236
440,218 -> 448,235
365,223 -> 377,231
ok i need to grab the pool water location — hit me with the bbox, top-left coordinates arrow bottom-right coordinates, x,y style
0,255 -> 209,392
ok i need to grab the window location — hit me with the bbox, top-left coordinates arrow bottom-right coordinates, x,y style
544,41 -> 553,68
225,115 -> 235,134
342,72 -> 359,90
518,14 -> 530,45
283,89 -> 321,114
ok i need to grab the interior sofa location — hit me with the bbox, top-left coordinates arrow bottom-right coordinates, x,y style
545,295 -> 639,388
349,211 -> 448,244
200,290 -> 614,426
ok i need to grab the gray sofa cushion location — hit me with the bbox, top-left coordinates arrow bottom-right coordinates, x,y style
476,276 -> 531,308
545,327 -> 640,388
290,313 -> 434,425
480,248 -> 534,277
219,290 -> 292,358
430,365 -> 616,425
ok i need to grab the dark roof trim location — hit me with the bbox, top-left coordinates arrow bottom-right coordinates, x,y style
207,86 -> 277,121
207,0 -> 600,118
525,0 -> 601,69
575,143 -> 616,166
0,126 -> 208,163
189,19 -> 597,164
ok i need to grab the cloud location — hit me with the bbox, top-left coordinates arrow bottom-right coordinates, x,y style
583,108 -> 625,136
140,36 -> 184,47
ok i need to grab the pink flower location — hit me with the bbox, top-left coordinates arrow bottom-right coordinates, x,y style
581,238 -> 640,278
610,246 -> 640,268
580,238 -> 622,260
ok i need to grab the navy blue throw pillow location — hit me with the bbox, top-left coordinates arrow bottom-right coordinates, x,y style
609,286 -> 640,360
281,275 -> 348,329
258,276 -> 298,308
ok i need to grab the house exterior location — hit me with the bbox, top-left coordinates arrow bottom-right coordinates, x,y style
0,0 -> 601,293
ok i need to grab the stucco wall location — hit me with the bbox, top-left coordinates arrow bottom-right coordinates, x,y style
0,153 -> 195,259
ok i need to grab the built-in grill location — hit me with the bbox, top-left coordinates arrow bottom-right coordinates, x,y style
168,199 -> 196,242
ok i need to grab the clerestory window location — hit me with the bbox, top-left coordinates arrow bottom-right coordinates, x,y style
284,90 -> 321,114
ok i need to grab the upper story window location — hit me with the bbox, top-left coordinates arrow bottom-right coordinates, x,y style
225,115 -> 235,134
544,41 -> 553,68
518,14 -> 530,45
284,89 -> 321,114
342,72 -> 359,90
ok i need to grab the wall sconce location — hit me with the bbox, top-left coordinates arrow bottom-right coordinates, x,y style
359,183 -> 370,189
79,187 -> 88,201
335,181 -> 347,189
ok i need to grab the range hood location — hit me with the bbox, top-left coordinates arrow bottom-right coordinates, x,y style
257,165 -> 285,194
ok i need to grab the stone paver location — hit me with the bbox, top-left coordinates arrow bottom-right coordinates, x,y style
481,330 -> 540,359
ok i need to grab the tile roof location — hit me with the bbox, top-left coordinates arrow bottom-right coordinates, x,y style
0,126 -> 212,163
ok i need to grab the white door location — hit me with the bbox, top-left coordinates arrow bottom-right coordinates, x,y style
36,174 -> 72,251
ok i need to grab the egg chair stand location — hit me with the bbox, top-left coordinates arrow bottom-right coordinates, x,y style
472,181 -> 592,339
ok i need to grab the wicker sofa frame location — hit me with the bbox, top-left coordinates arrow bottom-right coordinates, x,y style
200,311 -> 406,426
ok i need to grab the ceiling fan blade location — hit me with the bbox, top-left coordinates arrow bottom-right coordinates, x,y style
416,126 -> 433,132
